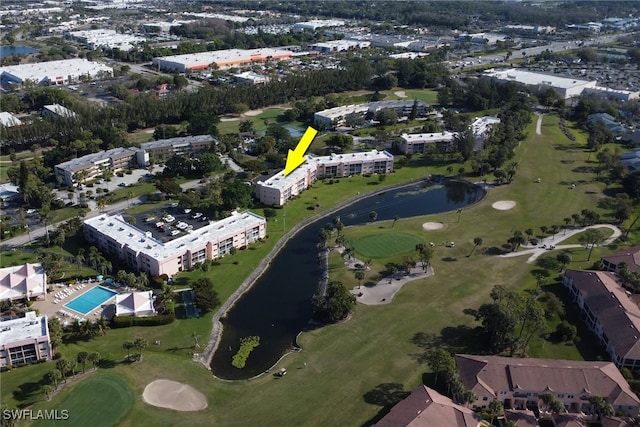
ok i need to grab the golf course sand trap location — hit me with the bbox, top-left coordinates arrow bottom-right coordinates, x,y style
243,109 -> 264,116
492,200 -> 517,210
143,379 -> 207,411
394,91 -> 407,98
422,222 -> 444,231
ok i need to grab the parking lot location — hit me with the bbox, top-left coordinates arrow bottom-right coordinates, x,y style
127,204 -> 212,244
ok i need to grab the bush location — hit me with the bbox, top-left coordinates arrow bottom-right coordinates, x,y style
111,316 -> 134,328
132,314 -> 175,326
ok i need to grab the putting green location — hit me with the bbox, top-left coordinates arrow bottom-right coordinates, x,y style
33,373 -> 134,427
353,232 -> 423,258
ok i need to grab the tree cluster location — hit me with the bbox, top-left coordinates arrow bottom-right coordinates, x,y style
312,281 -> 356,323
191,277 -> 221,313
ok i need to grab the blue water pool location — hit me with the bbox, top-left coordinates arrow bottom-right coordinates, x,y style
65,286 -> 117,315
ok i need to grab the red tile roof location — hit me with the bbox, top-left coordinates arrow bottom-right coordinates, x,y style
375,385 -> 482,427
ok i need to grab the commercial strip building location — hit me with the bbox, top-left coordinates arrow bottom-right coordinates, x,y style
55,135 -> 215,186
255,150 -> 394,206
0,311 -> 52,367
292,19 -> 346,31
485,68 -> 640,100
151,48 -> 293,72
0,263 -> 47,302
233,71 -> 269,85
83,211 -> 266,277
456,354 -> 640,416
66,29 -> 146,51
563,269 -> 640,369
313,100 -> 428,129
309,40 -> 371,53
0,58 -> 113,87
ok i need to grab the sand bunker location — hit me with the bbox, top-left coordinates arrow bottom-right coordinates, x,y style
143,379 -> 207,411
422,222 -> 444,231
492,200 -> 517,210
243,109 -> 264,117
394,91 -> 407,98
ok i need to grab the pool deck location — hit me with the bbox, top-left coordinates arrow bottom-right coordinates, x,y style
33,280 -> 123,325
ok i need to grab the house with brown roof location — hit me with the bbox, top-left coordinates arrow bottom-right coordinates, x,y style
455,354 -> 640,417
0,263 -> 47,302
601,246 -> 640,274
374,385 -> 484,427
563,270 -> 640,368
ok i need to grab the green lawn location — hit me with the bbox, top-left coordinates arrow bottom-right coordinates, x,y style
32,373 -> 134,427
11,112 -> 633,426
353,232 -> 424,258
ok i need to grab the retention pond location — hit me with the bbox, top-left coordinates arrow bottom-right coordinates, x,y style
211,179 -> 484,379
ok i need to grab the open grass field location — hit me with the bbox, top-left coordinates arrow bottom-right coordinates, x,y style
11,111 -> 638,426
353,232 -> 424,258
32,373 -> 134,427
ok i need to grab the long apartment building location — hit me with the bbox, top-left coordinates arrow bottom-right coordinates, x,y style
55,147 -> 138,187
137,135 -> 214,165
456,354 -> 640,416
83,211 -> 266,277
314,100 -> 428,129
0,312 -> 52,367
256,150 -> 394,206
55,135 -> 215,186
398,116 -> 500,155
563,269 -> 640,369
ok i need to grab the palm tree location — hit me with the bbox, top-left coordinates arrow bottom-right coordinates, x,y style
77,351 -> 89,373
161,285 -> 175,305
94,317 -> 109,336
75,248 -> 85,271
47,369 -> 62,388
87,352 -> 100,370
123,340 -> 134,361
470,237 -> 483,256
354,271 -> 365,288
43,384 -> 54,401
55,359 -> 71,382
138,271 -> 150,289
392,215 -> 400,228
134,337 -> 149,360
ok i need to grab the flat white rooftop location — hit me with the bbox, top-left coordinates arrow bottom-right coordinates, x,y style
153,48 -> 293,67
0,59 -> 112,82
258,150 -> 393,190
484,68 -> 596,90
85,210 -> 265,261
0,312 -> 48,347
401,131 -> 456,142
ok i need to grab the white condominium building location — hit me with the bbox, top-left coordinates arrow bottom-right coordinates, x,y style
0,312 -> 52,367
256,150 -> 394,206
84,211 -> 266,277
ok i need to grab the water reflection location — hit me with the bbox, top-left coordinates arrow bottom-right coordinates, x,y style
211,179 -> 484,379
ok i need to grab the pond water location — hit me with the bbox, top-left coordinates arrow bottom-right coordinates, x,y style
210,179 -> 484,379
0,45 -> 39,58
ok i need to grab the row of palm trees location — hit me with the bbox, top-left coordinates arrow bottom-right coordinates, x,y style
43,351 -> 100,399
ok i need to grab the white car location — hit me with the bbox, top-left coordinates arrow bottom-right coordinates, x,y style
26,209 -> 37,215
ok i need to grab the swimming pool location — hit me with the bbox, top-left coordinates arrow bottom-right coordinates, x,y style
65,286 -> 117,315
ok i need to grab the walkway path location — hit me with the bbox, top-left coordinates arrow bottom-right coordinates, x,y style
500,224 -> 621,264
350,264 -> 434,305
536,113 -> 543,135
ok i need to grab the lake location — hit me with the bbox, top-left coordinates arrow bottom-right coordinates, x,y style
0,45 -> 39,58
210,179 -> 484,379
